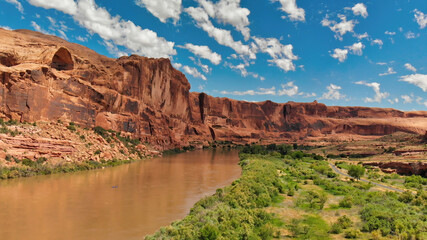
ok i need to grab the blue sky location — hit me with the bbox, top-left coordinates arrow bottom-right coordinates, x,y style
1,0 -> 426,110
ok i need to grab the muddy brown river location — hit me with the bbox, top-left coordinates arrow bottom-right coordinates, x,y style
0,150 -> 241,240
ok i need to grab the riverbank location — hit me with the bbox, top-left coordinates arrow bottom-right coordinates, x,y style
147,145 -> 427,239
0,120 -> 160,179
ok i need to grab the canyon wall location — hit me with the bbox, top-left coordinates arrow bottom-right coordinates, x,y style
1,29 -> 427,149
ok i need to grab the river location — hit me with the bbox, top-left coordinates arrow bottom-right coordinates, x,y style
0,149 -> 241,240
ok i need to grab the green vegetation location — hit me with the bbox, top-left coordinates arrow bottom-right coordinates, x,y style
0,158 -> 133,179
347,165 -> 365,180
146,154 -> 286,239
148,144 -> 427,239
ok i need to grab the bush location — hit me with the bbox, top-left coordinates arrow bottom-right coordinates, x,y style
348,165 -> 365,180
199,224 -> 219,240
344,228 -> 361,239
296,190 -> 328,210
329,223 -> 342,234
336,215 -> 353,229
339,196 -> 353,208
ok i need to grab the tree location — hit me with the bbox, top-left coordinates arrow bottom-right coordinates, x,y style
348,165 -> 365,180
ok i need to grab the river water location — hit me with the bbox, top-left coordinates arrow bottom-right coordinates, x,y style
0,150 -> 241,240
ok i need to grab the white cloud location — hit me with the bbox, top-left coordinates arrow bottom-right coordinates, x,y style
414,9 -> 427,29
28,0 -> 78,15
405,31 -> 419,39
28,0 -> 176,58
322,14 -> 357,40
225,62 -> 263,80
0,25 -> 13,30
135,0 -> 182,24
182,65 -> 207,80
172,62 -> 182,69
346,42 -> 364,56
277,81 -> 299,96
371,39 -> 383,48
321,84 -> 345,100
401,95 -> 413,104
355,81 -> 389,103
31,21 -> 49,34
387,98 -> 399,104
330,48 -> 348,62
273,0 -> 305,22
252,36 -> 298,72
219,82 -> 312,97
355,32 -> 369,39
76,35 -> 88,42
5,0 -> 24,13
182,43 -> 221,65
379,67 -> 396,76
185,6 -> 255,58
351,3 -> 368,18
197,0 -> 251,40
220,87 -> 275,96
385,31 -> 396,35
400,74 -> 427,92
404,63 -> 417,72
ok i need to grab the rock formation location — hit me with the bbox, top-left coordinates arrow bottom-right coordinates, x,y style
1,28 -> 427,149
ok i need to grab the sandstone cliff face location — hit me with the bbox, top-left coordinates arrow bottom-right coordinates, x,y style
0,29 -> 426,149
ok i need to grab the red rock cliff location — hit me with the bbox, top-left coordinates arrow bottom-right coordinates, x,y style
1,29 -> 426,148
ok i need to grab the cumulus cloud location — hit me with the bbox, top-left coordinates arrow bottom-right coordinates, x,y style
185,6 -> 255,59
355,81 -> 389,103
379,67 -> 396,76
28,0 -> 176,58
182,65 -> 207,80
197,0 -> 251,40
225,62 -> 263,80
414,9 -> 427,29
330,48 -> 348,62
351,3 -> 368,18
400,74 -> 427,92
322,14 -> 357,40
135,0 -> 182,24
277,81 -> 299,96
172,62 -> 182,69
252,36 -> 298,72
5,0 -> 24,13
321,84 -> 346,100
28,0 -> 78,15
404,63 -> 417,72
401,95 -> 413,104
371,39 -> 383,48
354,32 -> 369,40
346,42 -> 364,55
273,0 -> 305,22
182,43 -> 221,65
385,31 -> 396,35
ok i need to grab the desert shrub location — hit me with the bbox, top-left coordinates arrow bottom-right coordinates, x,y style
398,191 -> 414,203
290,215 -> 330,240
344,228 -> 361,238
339,196 -> 353,208
348,165 -> 365,180
296,190 -> 328,210
337,215 -> 353,229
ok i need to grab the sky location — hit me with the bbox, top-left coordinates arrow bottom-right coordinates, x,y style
0,0 -> 426,111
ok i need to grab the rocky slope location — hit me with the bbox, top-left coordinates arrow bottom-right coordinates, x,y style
1,28 -> 427,153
